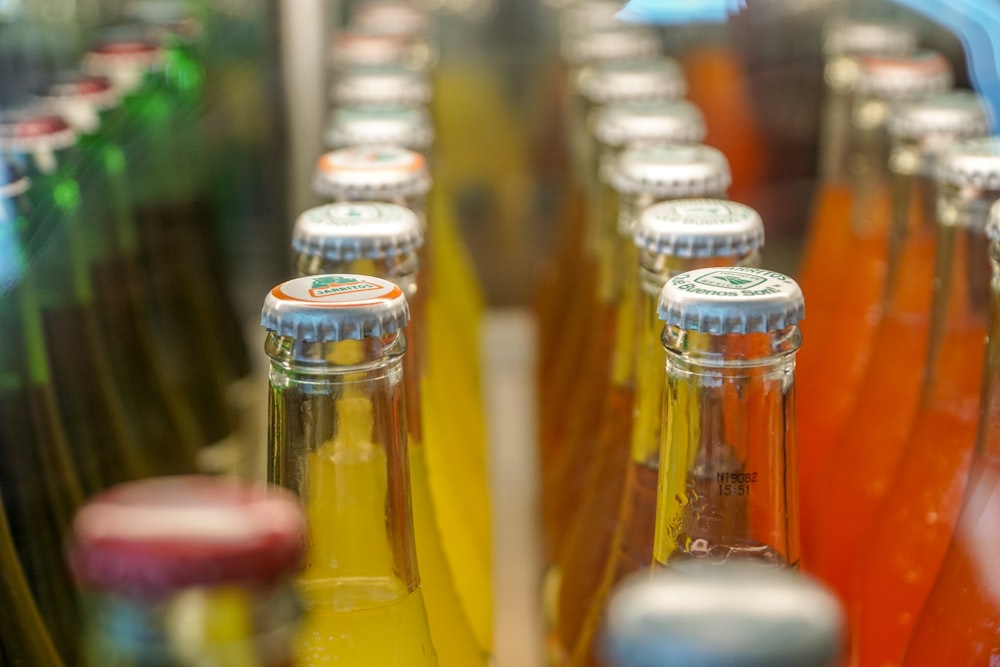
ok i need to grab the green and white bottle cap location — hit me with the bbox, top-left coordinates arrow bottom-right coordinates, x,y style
592,99 -> 706,148
313,146 -> 432,201
325,105 -> 434,152
261,274 -> 409,342
330,65 -> 432,108
853,51 -> 953,100
611,144 -> 731,198
562,28 -> 661,67
822,18 -> 917,58
635,199 -> 765,259
576,58 -> 686,105
935,136 -> 1000,190
659,267 -> 804,334
292,202 -> 424,261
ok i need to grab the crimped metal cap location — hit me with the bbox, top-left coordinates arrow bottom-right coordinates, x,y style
38,73 -> 120,134
351,2 -> 432,37
659,267 -> 804,334
562,28 -> 661,67
822,19 -> 917,58
329,30 -> 417,70
889,90 -> 990,142
292,202 -> 424,261
559,1 -> 630,36
853,51 -> 953,100
329,65 -> 432,108
313,146 -> 432,201
576,58 -> 686,105
635,199 -> 765,258
592,99 -> 706,148
82,39 -> 161,94
611,144 -> 731,198
935,136 -> 1000,190
989,200 -> 1000,243
261,274 -> 409,342
325,105 -> 434,151
0,113 -> 77,154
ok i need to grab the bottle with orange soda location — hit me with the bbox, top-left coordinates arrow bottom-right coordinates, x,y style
796,51 -> 953,551
809,91 -> 990,599
851,136 -> 1000,667
901,200 -> 1000,664
566,199 -> 766,667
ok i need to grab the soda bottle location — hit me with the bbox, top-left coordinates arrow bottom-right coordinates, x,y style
808,91 -> 990,598
600,563 -> 843,667
567,199 -> 767,667
291,202 -> 489,665
325,105 -> 435,153
544,145 -> 731,565
39,71 -> 203,474
0,111 -> 142,495
796,51 -> 953,545
902,203 -> 1000,663
0,159 -> 84,663
851,136 -> 1000,667
654,266 -> 804,570
68,475 -> 305,666
263,273 -> 438,666
312,146 -> 492,650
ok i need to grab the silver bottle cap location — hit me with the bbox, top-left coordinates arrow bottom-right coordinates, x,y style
325,105 -> 434,152
659,267 -> 804,334
313,146 -> 432,201
562,28 -> 661,67
611,144 -> 731,198
559,1 -> 631,36
82,39 -> 161,94
822,19 -> 917,58
989,200 -> 1000,243
935,136 -> 1000,190
853,51 -> 953,100
635,199 -> 765,259
329,30 -> 420,71
601,564 -> 843,667
329,65 -> 432,108
38,73 -> 120,135
576,58 -> 686,105
890,91 -> 990,142
592,99 -> 706,148
292,202 -> 424,261
0,112 -> 77,154
261,274 -> 409,342
351,2 -> 432,38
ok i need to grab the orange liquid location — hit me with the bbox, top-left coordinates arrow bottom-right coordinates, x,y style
809,226 -> 936,599
798,182 -> 854,300
555,385 -> 634,653
851,324 -> 986,667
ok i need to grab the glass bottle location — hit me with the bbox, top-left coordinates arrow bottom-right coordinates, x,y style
600,563 -> 843,667
654,266 -> 804,571
311,147 -> 492,650
567,200 -> 766,667
0,159 -> 84,663
544,145 -> 731,566
292,202 -> 488,665
796,51 -> 953,545
39,71 -> 202,474
809,91 -> 990,597
68,475 -> 305,667
0,111 -> 141,496
263,273 -> 438,666
852,137 -> 1000,667
901,202 -> 1000,666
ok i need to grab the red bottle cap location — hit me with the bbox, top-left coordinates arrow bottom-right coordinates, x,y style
69,476 -> 306,598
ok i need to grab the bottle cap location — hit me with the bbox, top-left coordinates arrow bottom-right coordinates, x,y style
292,202 -> 424,261
822,19 -> 917,58
601,563 -> 843,667
329,65 -> 432,108
37,73 -> 120,134
351,2 -> 433,37
853,51 -> 953,100
635,199 -> 765,258
82,38 -> 161,94
314,146 -> 432,201
68,476 -> 306,599
935,136 -> 1000,190
329,30 -> 419,70
610,144 -> 731,198
659,266 -> 804,334
0,113 -> 77,154
889,90 -> 990,143
989,200 -> 1000,243
592,99 -> 706,148
325,105 -> 434,152
576,58 -> 686,105
261,274 -> 409,342
560,1 -> 632,36
562,28 -> 661,67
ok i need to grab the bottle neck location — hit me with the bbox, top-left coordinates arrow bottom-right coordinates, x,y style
653,323 -> 801,569
817,57 -> 859,181
847,94 -> 894,237
884,141 -> 938,310
974,241 -> 1000,461
266,329 -> 421,596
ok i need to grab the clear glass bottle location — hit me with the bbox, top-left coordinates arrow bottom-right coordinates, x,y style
567,200 -> 766,667
852,136 -> 1000,667
68,475 -> 305,667
263,273 -> 438,666
654,266 -> 804,570
809,91 -> 990,596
